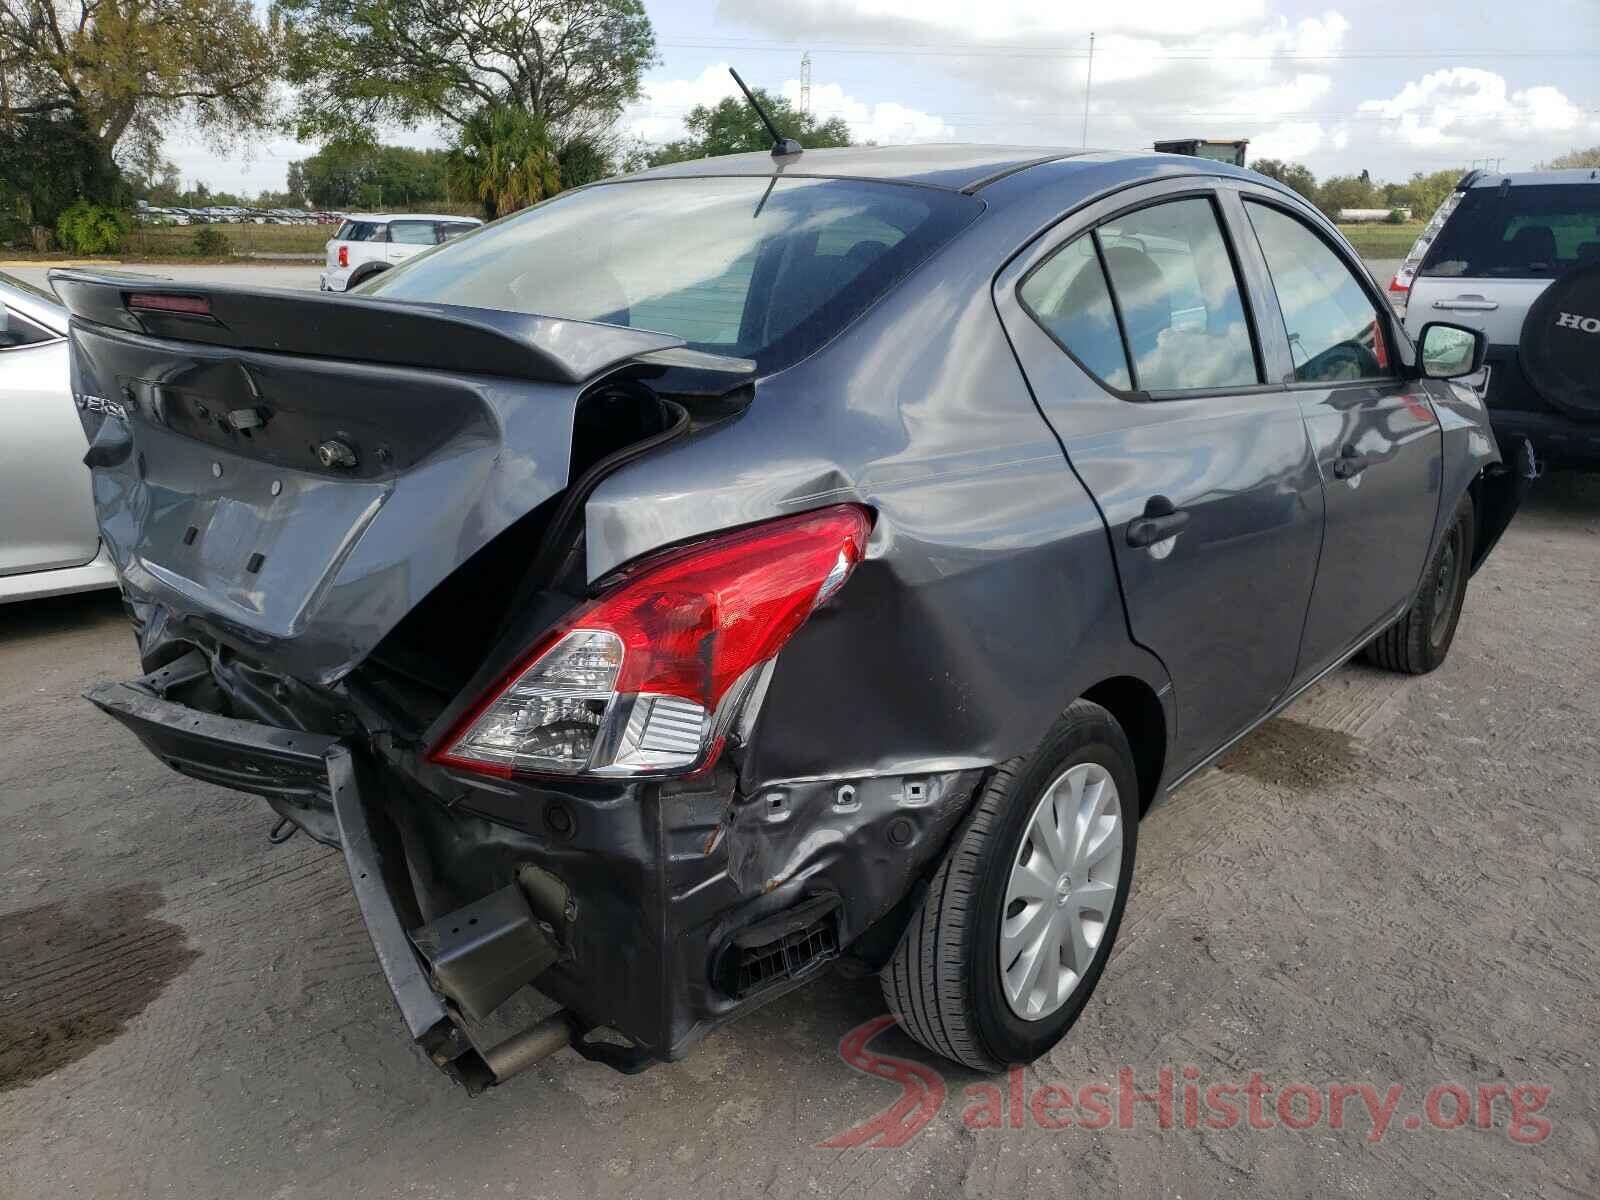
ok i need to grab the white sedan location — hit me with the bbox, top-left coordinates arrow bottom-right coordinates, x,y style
0,272 -> 118,602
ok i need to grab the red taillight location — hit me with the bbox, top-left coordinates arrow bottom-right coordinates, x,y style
429,505 -> 872,779
127,292 -> 211,317
1388,275 -> 1409,294
337,244 -> 349,267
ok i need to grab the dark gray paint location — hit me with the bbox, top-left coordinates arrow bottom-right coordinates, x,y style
65,148 -> 1513,1078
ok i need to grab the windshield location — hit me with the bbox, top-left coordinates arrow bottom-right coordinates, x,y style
362,177 -> 982,372
1420,184 -> 1600,279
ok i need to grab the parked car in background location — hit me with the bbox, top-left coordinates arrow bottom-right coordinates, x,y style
1402,169 -> 1600,468
0,273 -> 117,603
60,146 -> 1525,1093
320,213 -> 483,292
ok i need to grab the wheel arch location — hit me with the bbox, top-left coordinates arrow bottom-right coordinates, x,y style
1080,674 -> 1168,816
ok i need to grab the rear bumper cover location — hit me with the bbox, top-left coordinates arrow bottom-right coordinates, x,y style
86,656 -> 980,1089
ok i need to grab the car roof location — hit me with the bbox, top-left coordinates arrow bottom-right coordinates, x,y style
621,144 -> 1265,195
340,213 -> 483,224
1462,168 -> 1600,189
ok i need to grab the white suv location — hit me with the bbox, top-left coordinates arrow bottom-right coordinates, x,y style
1400,170 -> 1600,468
320,213 -> 483,293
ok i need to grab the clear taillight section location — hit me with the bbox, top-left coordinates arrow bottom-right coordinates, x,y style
429,505 -> 872,780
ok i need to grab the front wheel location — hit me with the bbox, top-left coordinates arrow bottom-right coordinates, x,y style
1364,493 -> 1475,675
880,700 -> 1139,1070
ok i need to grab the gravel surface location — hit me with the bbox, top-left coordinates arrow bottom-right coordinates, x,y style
1,470 -> 1596,1197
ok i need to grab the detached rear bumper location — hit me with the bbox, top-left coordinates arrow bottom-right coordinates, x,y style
86,653 -> 982,1091
86,667 -> 574,1092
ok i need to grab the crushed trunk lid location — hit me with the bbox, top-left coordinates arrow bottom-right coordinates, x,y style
55,271 -> 685,684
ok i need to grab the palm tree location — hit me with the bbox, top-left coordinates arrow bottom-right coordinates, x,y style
446,106 -> 561,220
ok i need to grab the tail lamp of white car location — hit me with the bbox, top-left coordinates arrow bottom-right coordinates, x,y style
428,505 -> 872,780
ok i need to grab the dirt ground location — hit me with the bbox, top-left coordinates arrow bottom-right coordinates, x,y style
1,473 -> 1597,1199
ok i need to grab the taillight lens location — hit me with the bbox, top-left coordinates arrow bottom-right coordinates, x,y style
338,244 -> 348,267
429,505 -> 872,780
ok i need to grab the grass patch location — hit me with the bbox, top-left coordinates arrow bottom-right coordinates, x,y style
1336,222 -> 1426,259
123,223 -> 331,257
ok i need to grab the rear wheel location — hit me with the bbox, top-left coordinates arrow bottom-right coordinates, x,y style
1365,493 -> 1475,675
880,701 -> 1139,1070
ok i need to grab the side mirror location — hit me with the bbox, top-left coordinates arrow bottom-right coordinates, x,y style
1418,322 -> 1486,380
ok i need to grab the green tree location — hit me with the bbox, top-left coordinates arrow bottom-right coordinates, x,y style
0,112 -> 121,240
1540,146 -> 1600,169
446,105 -> 560,219
1389,169 -> 1464,221
646,89 -> 851,166
277,0 -> 656,143
1249,158 -> 1318,203
1316,174 -> 1381,218
0,0 -> 279,189
293,140 -> 450,208
556,134 -> 615,188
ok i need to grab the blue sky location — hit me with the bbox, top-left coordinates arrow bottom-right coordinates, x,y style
178,0 -> 1600,194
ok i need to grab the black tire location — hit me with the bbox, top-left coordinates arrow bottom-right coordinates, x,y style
1364,493 -> 1475,675
347,262 -> 391,290
880,700 -> 1140,1071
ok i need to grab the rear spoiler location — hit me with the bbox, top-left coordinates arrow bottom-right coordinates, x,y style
49,270 -> 685,386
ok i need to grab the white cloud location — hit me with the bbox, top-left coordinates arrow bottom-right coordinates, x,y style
718,2 -> 1355,164
778,81 -> 954,143
623,61 -> 953,148
1356,68 -> 1598,151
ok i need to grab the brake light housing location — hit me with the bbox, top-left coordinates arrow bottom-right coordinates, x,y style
337,244 -> 349,267
429,505 -> 873,780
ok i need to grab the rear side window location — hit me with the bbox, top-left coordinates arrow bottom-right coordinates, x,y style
1099,197 -> 1259,392
1020,238 -> 1132,390
1245,202 -> 1396,384
1,306 -> 54,350
1421,184 -> 1600,278
438,222 -> 477,241
337,221 -> 386,242
388,220 -> 437,245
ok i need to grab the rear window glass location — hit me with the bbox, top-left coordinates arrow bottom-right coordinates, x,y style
1420,184 -> 1600,278
336,221 -> 386,242
361,177 -> 981,372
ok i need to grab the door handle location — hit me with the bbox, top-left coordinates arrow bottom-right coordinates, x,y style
1127,495 -> 1190,548
1332,444 -> 1373,480
1433,298 -> 1498,311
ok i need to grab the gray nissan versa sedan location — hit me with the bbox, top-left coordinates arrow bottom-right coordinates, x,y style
55,144 -> 1528,1090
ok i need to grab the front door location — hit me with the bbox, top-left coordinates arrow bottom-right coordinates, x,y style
1238,198 -> 1442,678
996,185 -> 1325,773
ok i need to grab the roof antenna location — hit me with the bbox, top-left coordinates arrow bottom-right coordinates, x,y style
728,67 -> 803,158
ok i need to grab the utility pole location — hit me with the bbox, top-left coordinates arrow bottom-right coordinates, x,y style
1081,32 -> 1095,149
800,52 -> 812,117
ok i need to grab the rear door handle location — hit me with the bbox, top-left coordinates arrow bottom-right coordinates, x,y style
1433,298 -> 1498,311
1332,444 -> 1374,480
1127,496 -> 1190,548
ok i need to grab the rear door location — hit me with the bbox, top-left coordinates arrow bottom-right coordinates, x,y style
0,309 -> 101,575
386,220 -> 438,263
995,180 -> 1325,772
1236,194 -> 1441,679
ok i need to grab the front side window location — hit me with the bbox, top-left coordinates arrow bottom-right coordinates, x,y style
362,177 -> 981,373
388,220 -> 438,246
1019,236 -> 1132,390
1245,202 -> 1396,384
1096,197 -> 1260,392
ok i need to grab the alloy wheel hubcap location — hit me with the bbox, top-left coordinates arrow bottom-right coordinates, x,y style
999,762 -> 1124,1022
